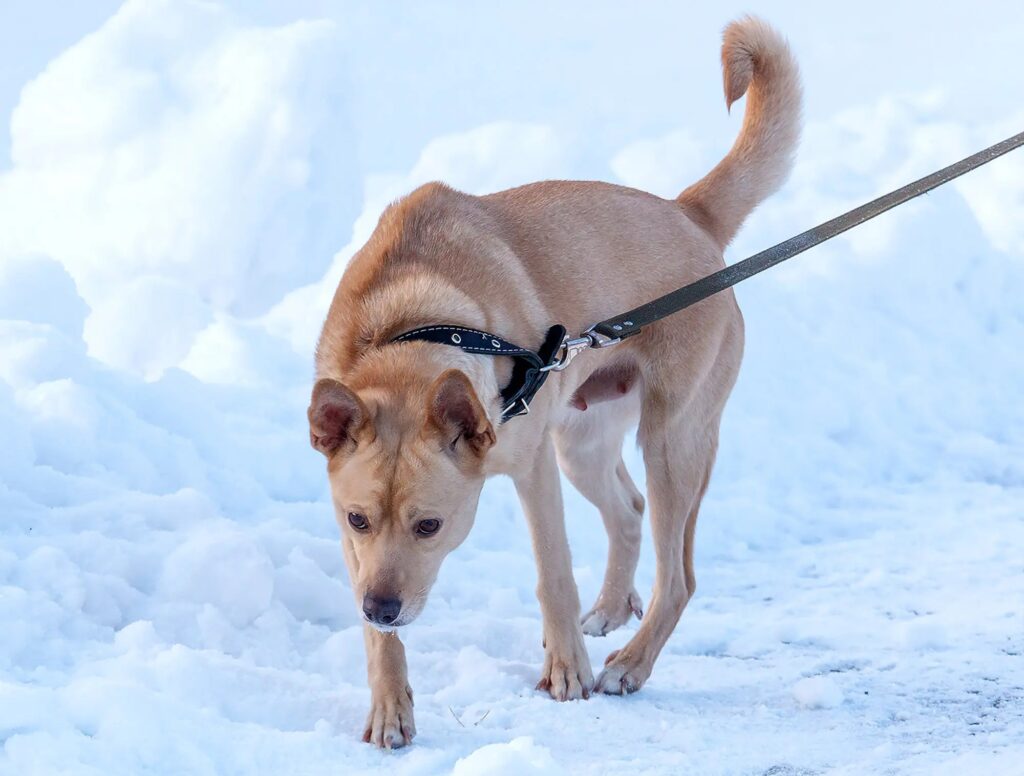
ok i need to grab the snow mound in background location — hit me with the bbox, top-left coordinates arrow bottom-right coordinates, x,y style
0,0 -> 358,378
1,2 -> 1023,774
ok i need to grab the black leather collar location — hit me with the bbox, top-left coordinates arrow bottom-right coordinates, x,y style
392,324 -> 566,422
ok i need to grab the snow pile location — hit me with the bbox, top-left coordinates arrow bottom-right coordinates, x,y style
1,2 -> 1023,774
0,0 -> 358,378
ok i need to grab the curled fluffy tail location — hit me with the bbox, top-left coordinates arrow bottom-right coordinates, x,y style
679,16 -> 802,248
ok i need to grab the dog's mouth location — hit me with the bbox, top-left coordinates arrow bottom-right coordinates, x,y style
365,619 -> 402,633
363,612 -> 415,632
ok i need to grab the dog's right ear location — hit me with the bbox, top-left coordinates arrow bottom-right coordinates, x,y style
308,378 -> 369,457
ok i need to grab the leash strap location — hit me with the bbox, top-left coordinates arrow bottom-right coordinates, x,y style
590,130 -> 1024,341
393,324 -> 567,422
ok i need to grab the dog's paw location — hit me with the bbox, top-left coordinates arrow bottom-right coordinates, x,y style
536,631 -> 594,701
594,647 -> 652,695
581,589 -> 643,637
362,685 -> 416,749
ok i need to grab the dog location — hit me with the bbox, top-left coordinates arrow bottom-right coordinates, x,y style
309,16 -> 801,748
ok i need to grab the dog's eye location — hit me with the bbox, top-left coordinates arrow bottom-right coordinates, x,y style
414,518 -> 442,537
347,512 -> 369,531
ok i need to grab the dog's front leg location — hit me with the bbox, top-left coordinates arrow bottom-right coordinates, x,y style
514,435 -> 593,700
361,624 -> 415,749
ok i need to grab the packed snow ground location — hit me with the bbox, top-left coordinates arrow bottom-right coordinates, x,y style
2,2 -> 1023,774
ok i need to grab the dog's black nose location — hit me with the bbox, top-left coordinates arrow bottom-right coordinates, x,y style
362,594 -> 402,625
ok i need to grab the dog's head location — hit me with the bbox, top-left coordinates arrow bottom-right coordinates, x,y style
308,368 -> 494,630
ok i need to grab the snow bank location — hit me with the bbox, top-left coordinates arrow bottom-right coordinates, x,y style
0,0 -> 359,378
1,2 -> 1022,774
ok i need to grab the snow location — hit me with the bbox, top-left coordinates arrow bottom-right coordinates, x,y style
793,676 -> 844,710
0,0 -> 357,377
2,1 -> 1023,774
452,738 -> 558,775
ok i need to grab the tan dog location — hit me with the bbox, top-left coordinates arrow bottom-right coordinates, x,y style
309,16 -> 801,748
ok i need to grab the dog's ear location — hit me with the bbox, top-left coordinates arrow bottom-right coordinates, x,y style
308,378 -> 369,457
426,369 -> 495,458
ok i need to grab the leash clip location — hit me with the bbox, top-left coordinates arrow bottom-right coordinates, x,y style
540,334 -> 591,372
541,326 -> 621,373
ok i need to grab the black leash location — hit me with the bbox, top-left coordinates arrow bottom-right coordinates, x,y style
394,130 -> 1024,422
590,130 -> 1024,341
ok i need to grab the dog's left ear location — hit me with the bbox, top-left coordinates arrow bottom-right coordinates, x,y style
426,369 -> 495,458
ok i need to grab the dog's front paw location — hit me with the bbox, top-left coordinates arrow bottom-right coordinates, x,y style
594,646 -> 652,695
536,630 -> 594,701
581,588 -> 643,637
362,684 -> 416,749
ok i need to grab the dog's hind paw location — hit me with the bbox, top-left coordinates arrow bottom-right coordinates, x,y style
362,684 -> 416,749
581,589 -> 643,637
594,647 -> 652,695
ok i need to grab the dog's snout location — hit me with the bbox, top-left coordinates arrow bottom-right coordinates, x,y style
362,594 -> 402,625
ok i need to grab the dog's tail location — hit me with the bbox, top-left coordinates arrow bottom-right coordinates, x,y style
678,16 -> 802,248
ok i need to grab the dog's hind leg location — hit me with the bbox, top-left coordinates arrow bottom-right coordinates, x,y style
554,396 -> 644,637
590,284 -> 742,694
594,396 -> 719,694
